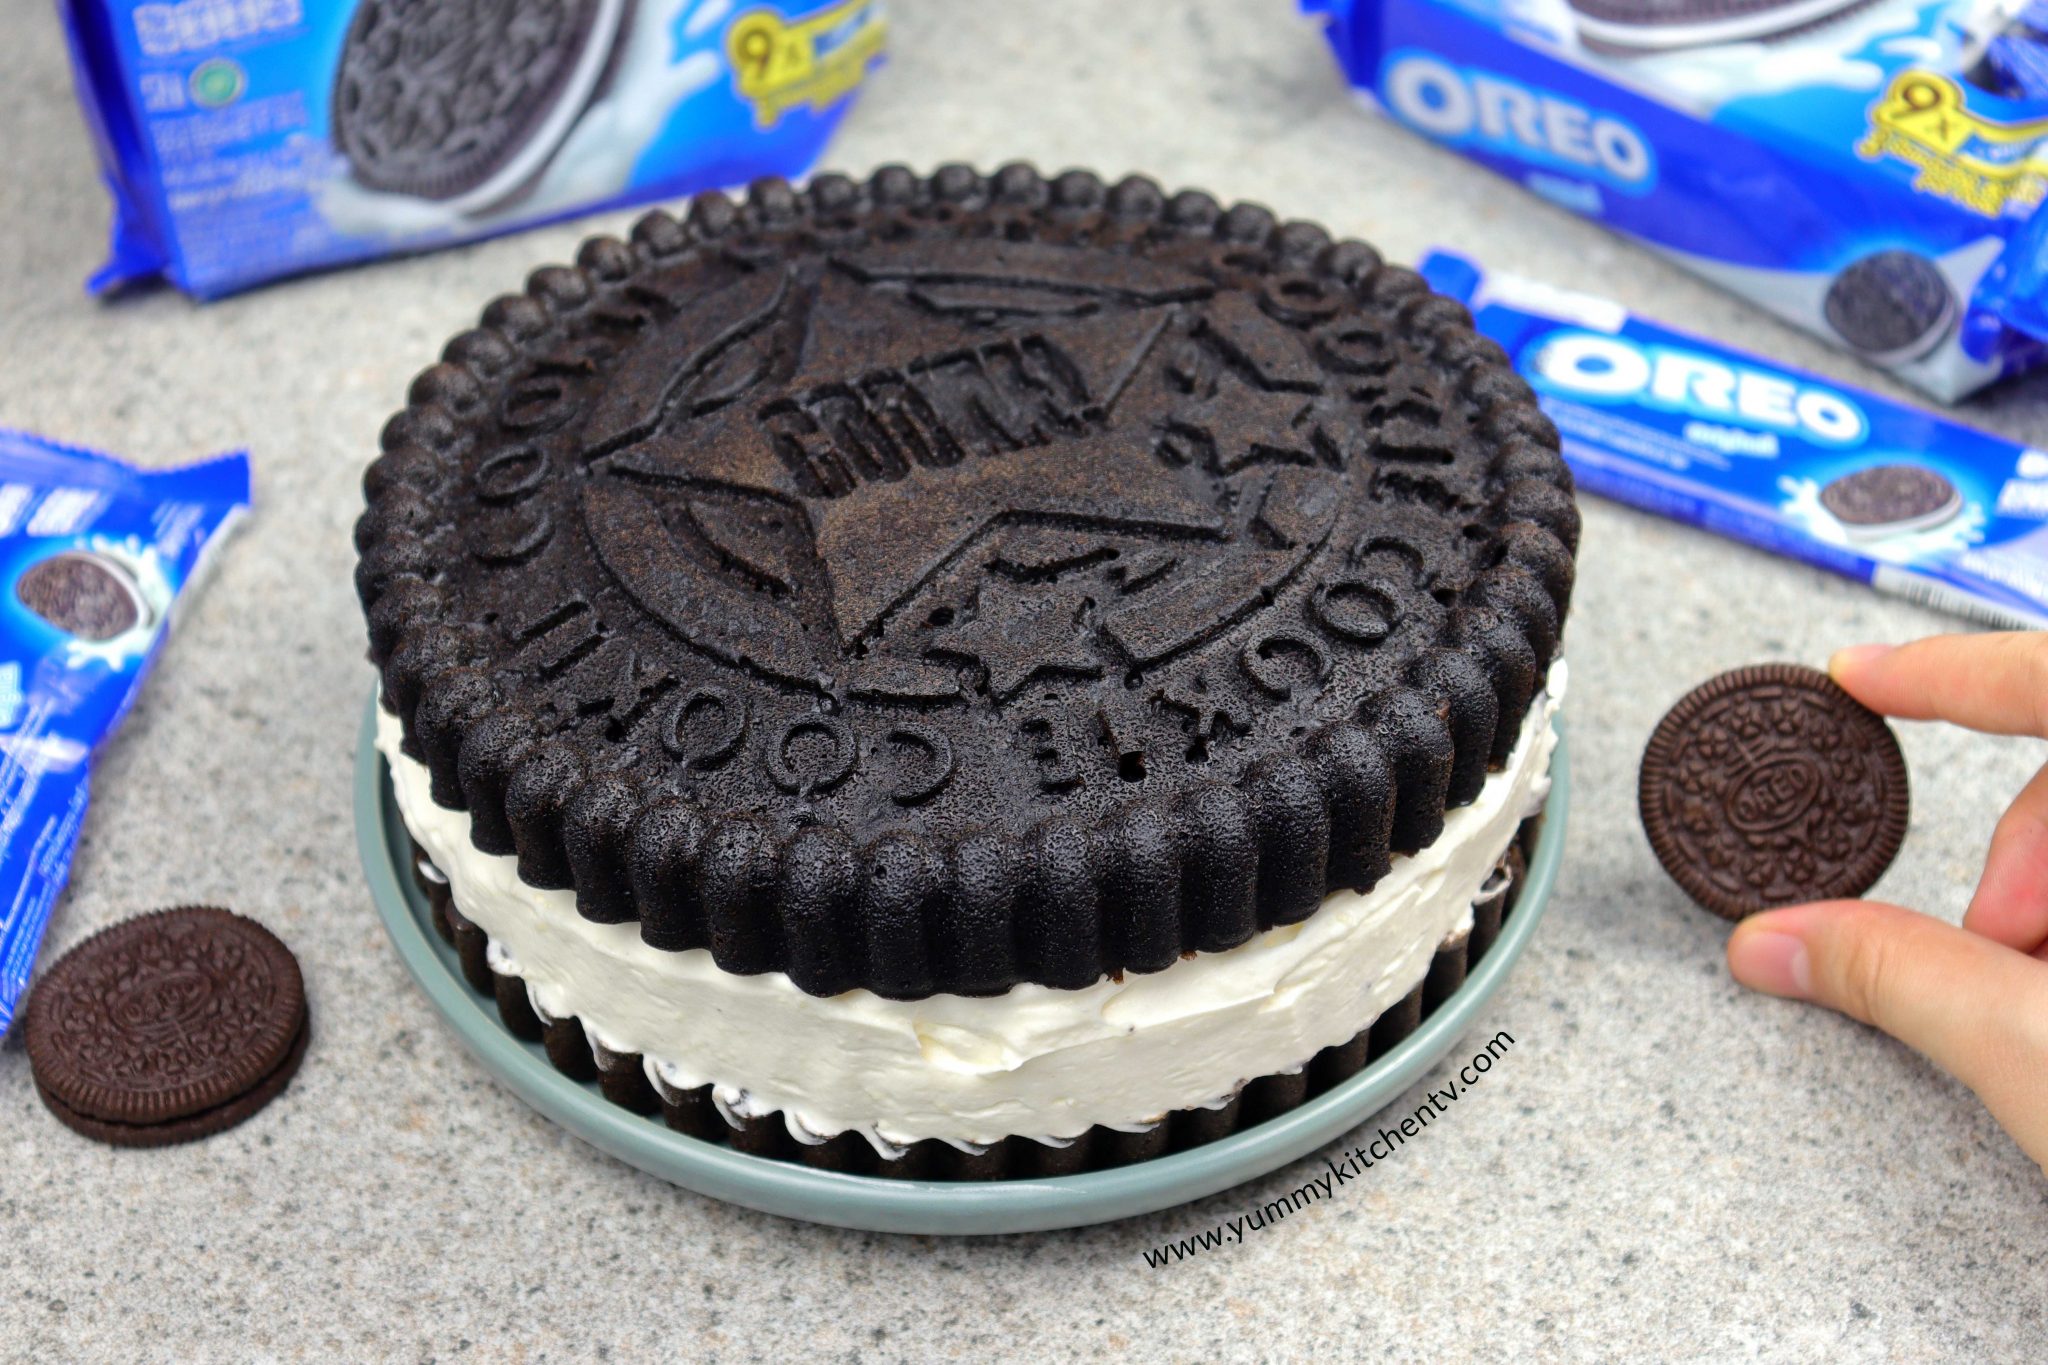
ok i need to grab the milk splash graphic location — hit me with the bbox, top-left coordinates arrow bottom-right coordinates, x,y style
60,535 -> 174,672
1778,474 -> 1988,563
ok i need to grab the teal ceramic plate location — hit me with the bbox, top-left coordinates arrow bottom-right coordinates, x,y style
356,692 -> 1568,1235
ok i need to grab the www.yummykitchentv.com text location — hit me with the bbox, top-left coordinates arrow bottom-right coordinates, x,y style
1142,1031 -> 1516,1267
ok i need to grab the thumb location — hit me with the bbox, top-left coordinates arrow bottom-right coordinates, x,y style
1728,901 -> 2048,1172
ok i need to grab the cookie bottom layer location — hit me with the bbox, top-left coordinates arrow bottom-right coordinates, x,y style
410,822 -> 1536,1181
378,669 -> 1562,1152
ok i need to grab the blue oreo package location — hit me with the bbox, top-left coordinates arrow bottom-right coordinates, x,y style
56,0 -> 886,299
1308,0 -> 2048,401
1422,249 -> 2048,628
0,430 -> 248,1037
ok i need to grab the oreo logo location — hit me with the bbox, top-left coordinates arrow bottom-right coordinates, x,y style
1381,53 -> 1654,193
1526,331 -> 1867,447
1728,755 -> 1823,834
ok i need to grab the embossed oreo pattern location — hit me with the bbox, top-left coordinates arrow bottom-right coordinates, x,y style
1639,665 -> 1908,920
356,165 -> 1578,997
34,1019 -> 310,1149
332,0 -> 612,201
24,907 -> 306,1125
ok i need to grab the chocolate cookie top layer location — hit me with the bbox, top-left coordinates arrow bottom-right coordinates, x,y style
24,907 -> 306,1127
332,0 -> 622,202
1819,463 -> 1959,530
1639,665 -> 1908,920
16,552 -> 141,640
357,165 -> 1578,997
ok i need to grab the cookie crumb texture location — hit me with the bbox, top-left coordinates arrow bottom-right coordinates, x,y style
356,165 -> 1578,997
1639,664 -> 1908,920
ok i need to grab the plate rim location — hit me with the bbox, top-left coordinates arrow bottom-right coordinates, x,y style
354,688 -> 1569,1235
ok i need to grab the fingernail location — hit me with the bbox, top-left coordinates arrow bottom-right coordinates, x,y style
1827,643 -> 1893,681
1728,929 -> 1813,999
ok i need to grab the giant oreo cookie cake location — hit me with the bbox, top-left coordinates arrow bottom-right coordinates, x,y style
355,164 -> 1577,1179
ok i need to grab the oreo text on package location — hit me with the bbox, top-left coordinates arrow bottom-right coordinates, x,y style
1309,0 -> 2048,401
1422,250 -> 2048,629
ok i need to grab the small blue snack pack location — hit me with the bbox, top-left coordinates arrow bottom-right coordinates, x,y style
1419,250 -> 2048,628
1306,0 -> 2048,401
0,429 -> 249,1037
56,0 -> 886,299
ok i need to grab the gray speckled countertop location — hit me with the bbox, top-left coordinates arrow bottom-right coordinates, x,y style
2,3 -> 2045,1360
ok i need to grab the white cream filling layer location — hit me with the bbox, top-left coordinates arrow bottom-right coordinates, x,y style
379,663 -> 1563,1153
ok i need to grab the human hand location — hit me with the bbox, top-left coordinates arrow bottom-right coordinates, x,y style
1725,632 -> 2048,1174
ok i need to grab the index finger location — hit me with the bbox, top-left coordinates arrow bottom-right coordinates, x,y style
1829,632 -> 2048,738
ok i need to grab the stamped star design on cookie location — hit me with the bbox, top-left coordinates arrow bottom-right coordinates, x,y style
569,239 -> 1359,698
927,587 -> 1103,702
1161,372 -> 1323,476
591,256 -> 1235,658
1156,301 -> 1372,476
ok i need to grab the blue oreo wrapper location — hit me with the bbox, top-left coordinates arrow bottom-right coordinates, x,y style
1308,0 -> 2048,402
56,0 -> 885,299
0,429 -> 248,1037
1423,250 -> 2048,628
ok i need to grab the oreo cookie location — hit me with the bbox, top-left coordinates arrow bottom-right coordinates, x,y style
1567,0 -> 1875,54
15,550 -> 146,640
1819,463 -> 1962,540
332,0 -> 633,212
1823,250 -> 1957,364
355,165 -> 1578,999
1639,664 -> 1908,920
23,907 -> 308,1146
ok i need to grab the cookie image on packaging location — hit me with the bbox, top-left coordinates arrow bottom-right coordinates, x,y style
15,550 -> 149,641
331,0 -> 635,215
1822,250 -> 1957,365
1818,463 -> 1962,541
1566,0 -> 1876,54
